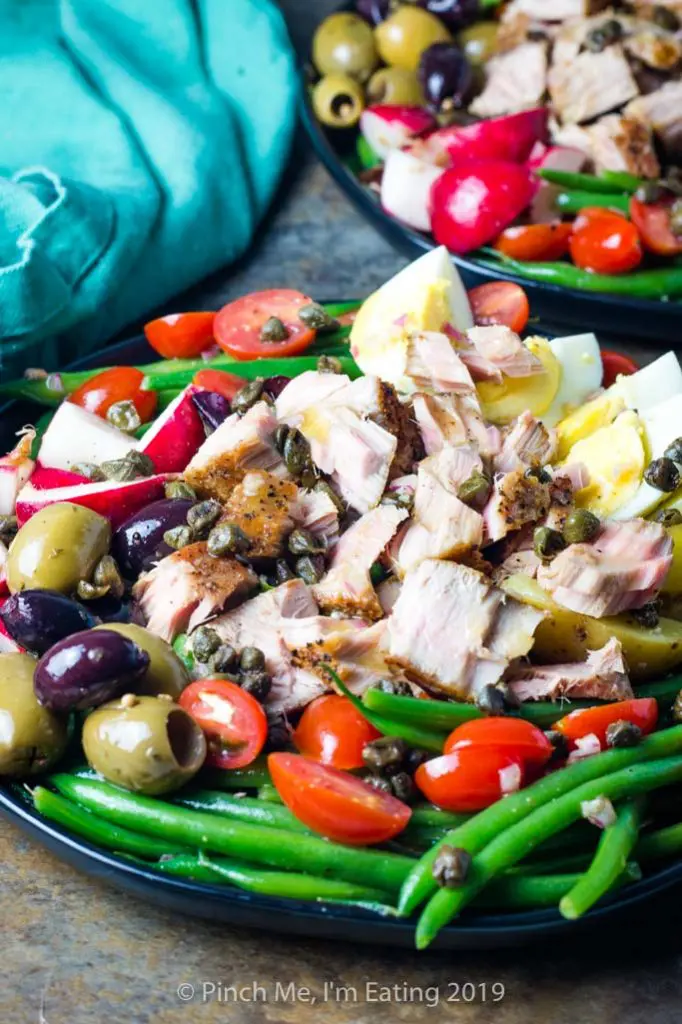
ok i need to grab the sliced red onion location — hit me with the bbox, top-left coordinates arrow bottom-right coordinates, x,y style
191,390 -> 231,435
581,795 -> 617,830
263,375 -> 291,400
567,733 -> 602,764
498,762 -> 523,796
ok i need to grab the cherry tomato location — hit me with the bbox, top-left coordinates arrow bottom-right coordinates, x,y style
293,695 -> 381,770
494,223 -> 573,262
214,289 -> 316,361
415,747 -> 525,813
179,679 -> 267,770
444,716 -> 553,769
69,367 -> 157,422
268,753 -> 411,845
573,207 -> 629,233
600,349 -> 639,388
144,312 -> 216,359
569,217 -> 642,275
467,281 -> 530,334
629,197 -> 682,257
554,698 -> 658,749
193,368 -> 247,401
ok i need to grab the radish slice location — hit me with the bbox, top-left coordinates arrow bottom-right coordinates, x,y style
360,105 -> 435,161
31,464 -> 90,490
381,149 -> 444,232
138,384 -> 207,473
16,474 -> 174,530
0,542 -> 8,597
425,108 -> 548,166
37,402 -> 136,472
0,430 -> 35,516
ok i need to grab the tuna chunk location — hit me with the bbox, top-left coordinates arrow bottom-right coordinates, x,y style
494,411 -> 557,474
185,402 -> 283,502
291,487 -> 340,544
218,471 -> 298,559
512,0 -> 609,16
413,391 -> 499,457
537,518 -> 673,617
508,638 -> 633,702
624,26 -> 682,71
484,468 -> 551,543
588,115 -> 660,179
385,559 -> 544,699
465,327 -> 545,380
313,504 -> 408,620
405,332 -> 476,394
288,619 -> 391,699
275,371 -> 350,421
627,82 -> 682,161
133,542 -> 257,641
470,42 -> 548,119
549,46 -> 639,125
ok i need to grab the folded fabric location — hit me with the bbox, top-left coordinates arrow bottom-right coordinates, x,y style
0,0 -> 297,377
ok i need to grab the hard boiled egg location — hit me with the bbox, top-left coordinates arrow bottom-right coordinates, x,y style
542,333 -> 603,427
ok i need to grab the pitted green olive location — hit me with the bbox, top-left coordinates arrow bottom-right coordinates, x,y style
375,7 -> 451,71
313,12 -> 378,82
0,653 -> 68,777
312,74 -> 366,128
457,21 -> 500,66
367,66 -> 424,105
93,622 -> 190,700
82,695 -> 206,795
7,503 -> 111,595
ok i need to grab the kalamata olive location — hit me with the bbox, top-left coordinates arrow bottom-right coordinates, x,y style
356,0 -> 390,25
0,590 -> 97,655
93,622 -> 190,699
192,390 -> 231,435
7,503 -> 111,595
112,498 -> 195,578
82,695 -> 206,795
0,653 -> 69,777
262,375 -> 292,400
418,42 -> 474,113
34,628 -> 150,712
416,0 -> 481,29
84,594 -> 131,623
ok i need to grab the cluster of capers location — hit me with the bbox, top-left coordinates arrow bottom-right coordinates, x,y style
362,734 -> 423,803
645,437 -> 682,494
533,509 -> 601,563
76,553 -> 125,603
71,449 -> 156,484
274,424 -> 318,489
310,6 -> 497,129
163,498 -> 223,552
191,626 -> 272,703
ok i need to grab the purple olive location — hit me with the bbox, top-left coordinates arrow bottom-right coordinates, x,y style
418,42 -> 474,113
263,375 -> 291,400
0,590 -> 97,656
34,628 -> 150,712
416,0 -> 481,29
356,0 -> 390,25
192,390 -> 231,435
112,498 -> 195,578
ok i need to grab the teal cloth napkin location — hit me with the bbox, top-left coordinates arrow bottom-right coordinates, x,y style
0,0 -> 297,377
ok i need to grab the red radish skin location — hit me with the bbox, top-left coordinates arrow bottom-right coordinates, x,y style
16,475 -> 174,530
0,546 -> 7,598
30,465 -> 89,490
425,108 -> 548,166
138,384 -> 207,473
360,105 -> 435,160
431,161 -> 537,254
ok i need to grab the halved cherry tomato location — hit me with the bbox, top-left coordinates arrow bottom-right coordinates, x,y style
415,748 -> 525,813
293,695 -> 381,770
630,197 -> 682,257
600,349 -> 639,389
214,289 -> 316,361
554,697 -> 658,749
467,281 -> 530,334
494,223 -> 573,262
144,312 -> 216,359
569,217 -> 642,275
179,679 -> 267,770
573,207 -> 629,233
69,367 -> 157,422
268,752 -> 411,845
193,368 -> 247,401
444,716 -> 553,769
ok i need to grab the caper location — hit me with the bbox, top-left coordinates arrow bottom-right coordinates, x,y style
0,514 -> 17,544
432,845 -> 472,888
232,378 -> 265,416
312,73 -> 366,129
192,625 -> 222,663
240,646 -> 266,672
101,450 -> 155,482
673,689 -> 682,723
475,684 -> 507,716
671,199 -> 682,238
366,774 -> 392,794
283,428 -> 313,478
362,735 -> 407,773
274,424 -> 290,454
260,316 -> 290,343
287,528 -> 327,557
525,466 -> 552,484
207,522 -> 252,557
644,457 -> 680,492
635,181 -> 665,204
585,18 -> 622,52
367,66 -> 423,105
70,463 -> 106,482
544,730 -> 570,763
314,479 -> 345,514
163,525 -> 193,551
457,470 -> 491,509
76,580 -> 111,601
240,670 -> 272,703
605,719 -> 642,749
390,771 -> 416,803
664,437 -> 682,464
275,559 -> 296,583
92,555 -> 125,600
298,303 -> 339,332
295,554 -> 325,584
631,601 -> 661,628
210,643 -> 238,674
187,499 -> 222,536
533,526 -> 567,563
656,507 -> 682,527
106,399 -> 142,434
383,489 -> 414,512
372,678 -> 412,697
317,354 -> 344,374
165,480 -> 197,501
653,4 -> 680,31
562,509 -> 601,545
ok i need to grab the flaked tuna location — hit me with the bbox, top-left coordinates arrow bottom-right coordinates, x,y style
218,471 -> 298,559
508,638 -> 633,701
405,332 -> 476,394
494,411 -> 557,474
466,326 -> 545,379
484,468 -> 551,543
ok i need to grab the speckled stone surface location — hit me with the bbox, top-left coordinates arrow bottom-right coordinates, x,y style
3,2 -> 682,1021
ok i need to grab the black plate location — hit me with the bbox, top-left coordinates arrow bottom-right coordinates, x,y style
3,334 -> 682,949
300,1 -> 682,344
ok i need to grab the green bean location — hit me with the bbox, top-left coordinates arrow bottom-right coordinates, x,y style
398,723 -> 682,917
475,256 -> 682,300
559,798 -> 645,920
321,301 -> 361,318
538,169 -> 633,195
416,756 -> 682,948
33,787 -> 184,860
600,170 -> 644,193
637,821 -> 682,861
257,783 -> 283,803
141,354 -> 359,392
556,190 -> 631,215
156,388 -> 181,411
50,775 -> 413,894
410,805 -> 469,830
174,790 -> 311,833
476,863 -> 641,910
197,758 -> 271,790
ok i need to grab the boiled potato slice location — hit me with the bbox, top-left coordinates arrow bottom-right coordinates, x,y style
502,573 -> 682,681
662,524 -> 682,595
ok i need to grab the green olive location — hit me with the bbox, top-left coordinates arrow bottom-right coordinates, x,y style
312,74 -> 366,129
375,7 -> 451,71
457,22 -> 500,67
367,66 -> 424,105
312,12 -> 378,82
7,503 -> 111,595
82,695 -> 206,796
0,653 -> 68,777
93,623 -> 190,700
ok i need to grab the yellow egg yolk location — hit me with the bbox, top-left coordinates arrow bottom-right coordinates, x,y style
556,390 -> 627,461
477,337 -> 561,425
567,410 -> 646,517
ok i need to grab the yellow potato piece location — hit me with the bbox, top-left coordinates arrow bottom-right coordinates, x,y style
556,390 -> 626,461
501,573 -> 682,681
662,524 -> 682,595
477,337 -> 560,425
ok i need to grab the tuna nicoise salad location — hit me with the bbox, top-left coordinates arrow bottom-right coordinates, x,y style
4,248 -> 682,947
